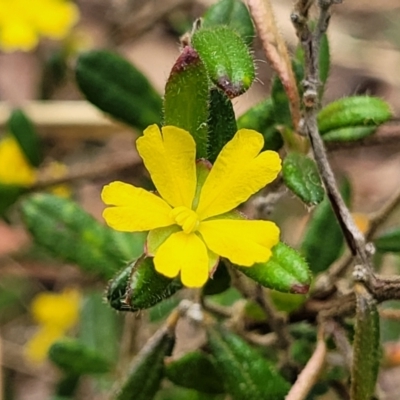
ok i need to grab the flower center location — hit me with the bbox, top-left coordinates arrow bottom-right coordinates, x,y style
170,206 -> 200,234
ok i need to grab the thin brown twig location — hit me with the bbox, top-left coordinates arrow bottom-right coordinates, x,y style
313,185 -> 400,297
32,152 -> 141,191
247,0 -> 301,132
292,0 -> 373,280
255,285 -> 292,349
285,324 -> 327,400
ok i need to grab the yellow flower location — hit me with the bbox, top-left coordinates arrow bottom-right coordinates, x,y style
102,125 -> 282,287
0,135 -> 36,186
0,0 -> 79,52
25,288 -> 80,363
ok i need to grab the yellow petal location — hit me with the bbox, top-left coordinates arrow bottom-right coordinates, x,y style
154,231 -> 209,287
136,125 -> 197,208
102,181 -> 174,231
196,129 -> 281,220
198,219 -> 280,266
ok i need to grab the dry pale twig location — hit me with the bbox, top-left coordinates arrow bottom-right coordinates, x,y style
285,325 -> 327,400
247,0 -> 301,132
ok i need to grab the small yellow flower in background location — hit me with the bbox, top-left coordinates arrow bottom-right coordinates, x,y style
0,0 -> 79,52
41,161 -> 72,198
102,125 -> 282,287
0,135 -> 36,186
352,212 -> 370,235
25,288 -> 80,363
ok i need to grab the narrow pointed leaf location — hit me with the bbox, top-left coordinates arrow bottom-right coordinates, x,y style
8,109 -> 42,167
351,284 -> 380,400
318,96 -> 392,135
236,242 -> 311,294
107,257 -> 182,312
76,50 -> 162,130
374,227 -> 400,253
164,46 -> 209,158
322,126 -> 377,142
202,0 -> 255,46
301,180 -> 351,274
282,152 -> 324,206
49,339 -> 112,375
191,26 -> 255,98
20,193 -> 146,279
165,351 -> 225,394
236,98 -> 283,151
207,88 -> 237,163
207,325 -> 290,400
79,291 -> 121,363
114,321 -> 176,400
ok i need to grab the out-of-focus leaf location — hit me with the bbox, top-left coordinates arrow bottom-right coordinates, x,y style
282,152 -> 324,206
202,0 -> 255,46
191,26 -> 255,98
207,325 -> 290,400
374,228 -> 400,253
79,291 -> 121,362
237,242 -> 311,294
301,179 -> 352,274
165,351 -> 225,394
8,109 -> 42,167
203,261 -> 231,296
76,50 -> 162,130
0,184 -> 26,218
49,339 -> 112,375
114,321 -> 176,400
164,46 -> 209,158
236,98 -> 283,151
20,193 -> 146,279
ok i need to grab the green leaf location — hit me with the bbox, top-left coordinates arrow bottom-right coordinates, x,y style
156,387 -> 223,400
322,126 -> 377,142
8,109 -> 42,167
0,183 -> 26,218
79,291 -> 121,363
164,46 -> 209,158
207,88 -> 237,163
191,26 -> 255,98
20,193 -> 146,279
203,261 -> 231,296
301,179 -> 352,274
114,323 -> 176,400
374,227 -> 400,253
295,33 -> 329,88
319,33 -> 330,86
75,50 -> 162,130
271,61 -> 303,126
237,242 -> 311,294
236,98 -> 283,151
165,351 -> 225,394
107,257 -> 182,312
202,0 -> 255,46
351,284 -> 380,400
282,152 -> 324,206
54,373 -> 80,399
49,339 -> 112,375
318,96 -> 392,135
207,325 -> 290,400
